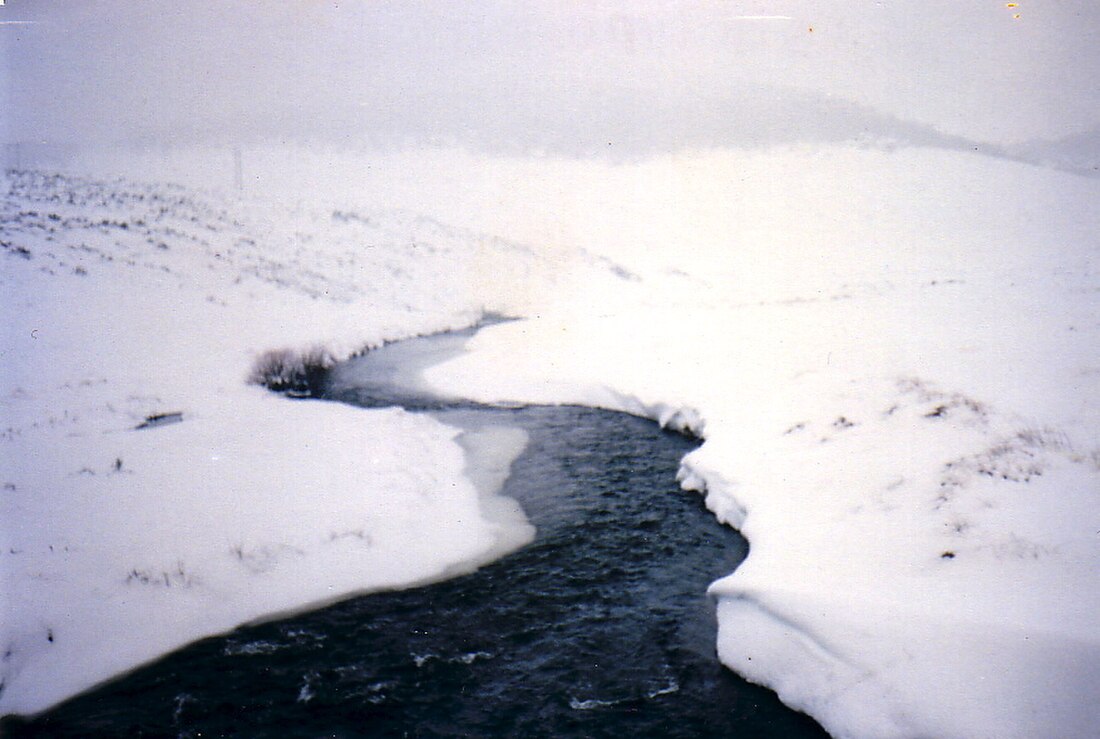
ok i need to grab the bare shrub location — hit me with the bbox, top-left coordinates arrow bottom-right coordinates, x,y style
248,345 -> 335,397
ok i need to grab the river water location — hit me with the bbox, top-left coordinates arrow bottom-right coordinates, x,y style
5,329 -> 827,738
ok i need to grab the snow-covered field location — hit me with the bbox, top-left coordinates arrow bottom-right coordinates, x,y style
2,145 -> 1098,738
0,167 -> 569,715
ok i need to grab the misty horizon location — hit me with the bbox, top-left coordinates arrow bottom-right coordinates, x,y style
3,2 -> 1099,157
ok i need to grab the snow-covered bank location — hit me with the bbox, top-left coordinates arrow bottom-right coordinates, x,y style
0,170 -> 569,715
3,143 -> 1098,737
415,148 -> 1100,738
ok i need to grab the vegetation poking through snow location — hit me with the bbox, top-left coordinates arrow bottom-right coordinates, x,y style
125,561 -> 195,589
229,542 -> 305,575
939,426 -> 1077,493
248,346 -> 336,397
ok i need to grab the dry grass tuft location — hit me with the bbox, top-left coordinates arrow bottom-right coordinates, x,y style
248,345 -> 335,397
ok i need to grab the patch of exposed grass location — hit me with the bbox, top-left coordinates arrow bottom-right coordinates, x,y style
248,345 -> 335,397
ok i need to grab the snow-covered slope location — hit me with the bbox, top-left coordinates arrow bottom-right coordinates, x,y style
3,144 -> 1098,738
0,170 -> 578,715
416,147 -> 1100,739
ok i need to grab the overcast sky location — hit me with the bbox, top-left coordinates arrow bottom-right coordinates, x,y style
2,1 -> 1098,152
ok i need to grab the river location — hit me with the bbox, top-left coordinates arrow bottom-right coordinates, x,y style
5,328 -> 826,738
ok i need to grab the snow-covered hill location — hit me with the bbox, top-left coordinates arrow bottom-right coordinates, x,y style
413,146 -> 1100,738
0,169 -> 589,715
3,144 -> 1099,738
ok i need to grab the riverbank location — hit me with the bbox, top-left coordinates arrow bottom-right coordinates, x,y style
0,169 -> 581,715
4,404 -> 826,737
415,148 -> 1100,738
3,144 -> 1099,737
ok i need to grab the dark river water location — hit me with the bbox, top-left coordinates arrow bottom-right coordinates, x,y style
3,330 -> 827,738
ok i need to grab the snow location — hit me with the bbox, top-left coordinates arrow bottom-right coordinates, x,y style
0,170 -> 554,714
416,147 -> 1100,738
3,144 -> 1099,738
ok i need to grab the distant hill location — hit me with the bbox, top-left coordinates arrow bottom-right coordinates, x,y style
1011,127 -> 1100,177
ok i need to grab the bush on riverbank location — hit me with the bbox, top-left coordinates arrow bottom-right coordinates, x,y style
248,346 -> 336,397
